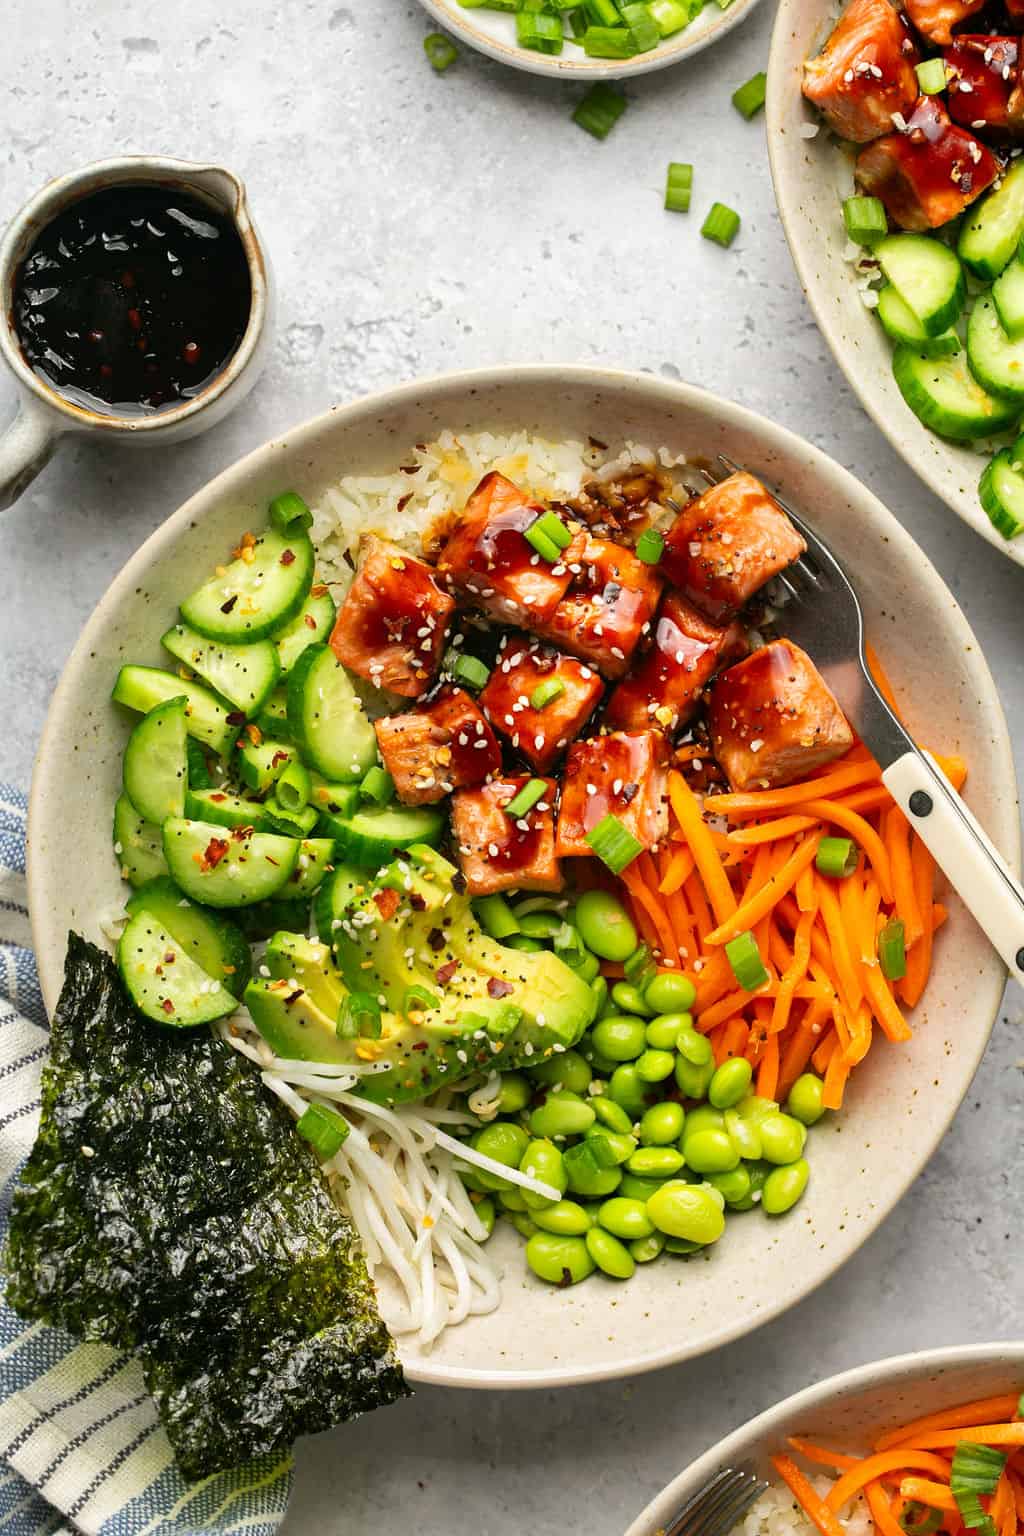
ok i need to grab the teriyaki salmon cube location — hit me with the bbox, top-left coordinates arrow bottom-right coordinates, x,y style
478,634 -> 604,772
944,38 -> 1022,140
329,535 -> 454,698
904,0 -> 985,46
538,536 -> 663,679
604,591 -> 747,734
450,777 -> 562,896
374,686 -> 502,806
556,730 -> 669,858
802,0 -> 920,143
855,97 -> 998,231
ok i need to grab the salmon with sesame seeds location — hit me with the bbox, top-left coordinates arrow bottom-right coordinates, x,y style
855,96 -> 998,230
802,0 -> 920,143
604,591 -> 747,734
329,534 -> 454,698
556,730 -> 669,858
904,0 -> 984,45
707,639 -> 854,793
536,536 -> 663,679
943,38 -> 1023,140
374,686 -> 502,806
479,634 -> 604,771
450,777 -> 563,896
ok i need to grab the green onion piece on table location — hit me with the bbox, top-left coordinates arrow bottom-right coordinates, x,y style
516,11 -> 564,52
424,31 -> 460,71
359,765 -> 395,805
702,202 -> 741,248
586,812 -> 643,874
649,0 -> 692,33
475,893 -> 521,940
843,195 -> 888,246
530,677 -> 566,710
573,82 -> 628,139
725,930 -> 768,991
337,991 -> 382,1040
444,649 -> 491,691
665,163 -> 693,213
268,491 -> 313,534
915,57 -> 947,94
620,2 -> 660,51
815,835 -> 857,878
877,918 -> 907,980
732,71 -> 767,119
297,1102 -> 350,1159
505,778 -> 548,819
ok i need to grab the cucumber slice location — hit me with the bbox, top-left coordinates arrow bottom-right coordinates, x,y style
255,687 -> 293,742
992,256 -> 1024,342
161,622 -> 280,714
273,588 -> 337,676
117,910 -> 236,1027
179,527 -> 314,643
286,643 -> 377,783
876,286 -> 959,356
272,838 -> 336,899
231,896 -> 311,942
330,802 -> 444,868
876,235 -> 964,337
315,862 -> 369,942
184,786 -> 271,830
125,875 -> 252,996
237,737 -> 297,793
112,664 -> 239,756
309,775 -> 360,821
186,738 -> 212,788
892,346 -> 1020,440
979,446 -> 1024,538
958,160 -> 1024,281
967,293 -> 1024,400
113,793 -> 169,887
163,818 -> 300,907
122,695 -> 189,826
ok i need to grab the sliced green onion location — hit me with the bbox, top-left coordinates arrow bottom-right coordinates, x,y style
702,202 -> 740,248
405,984 -> 439,1015
878,918 -> 906,981
586,812 -> 643,874
530,677 -> 566,710
900,1505 -> 944,1536
915,57 -> 947,94
569,8 -> 589,36
505,777 -> 548,819
620,2 -> 660,50
636,526 -> 666,561
444,649 -> 491,691
624,943 -> 652,984
843,195 -> 887,247
337,990 -> 382,1040
359,765 -> 395,805
649,0 -> 693,33
583,0 -> 621,21
424,31 -> 459,71
296,1102 -> 350,1159
725,930 -> 769,991
262,798 -> 319,837
583,25 -> 638,57
531,509 -> 573,550
573,82 -> 628,140
523,524 -> 562,562
268,491 -> 312,534
815,836 -> 857,879
951,1442 -> 1007,1536
732,71 -> 767,119
276,759 -> 311,813
516,11 -> 564,51
475,893 -> 521,941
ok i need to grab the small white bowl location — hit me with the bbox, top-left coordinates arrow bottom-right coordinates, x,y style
27,365 -> 1018,1391
627,1342 -> 1024,1536
416,0 -> 764,78
766,6 -> 1024,568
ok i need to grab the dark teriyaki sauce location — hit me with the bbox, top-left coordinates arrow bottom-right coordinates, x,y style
13,184 -> 252,416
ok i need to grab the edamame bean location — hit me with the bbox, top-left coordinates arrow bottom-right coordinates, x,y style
563,948 -> 601,983
674,1050 -> 714,1101
644,972 -> 697,1015
645,1015 -> 682,1049
520,1138 -> 568,1210
683,1105 -> 726,1137
758,1112 -> 807,1166
585,1226 -> 635,1279
519,910 -> 564,939
530,1048 -> 592,1096
786,1073 -> 826,1126
496,1072 -> 531,1115
647,1182 -> 726,1245
532,1199 -> 593,1236
627,1145 -> 685,1178
509,1212 -> 539,1239
590,975 -> 610,1020
498,1187 -> 528,1212
636,1048 -> 676,1083
707,1166 -> 752,1207
592,1015 -> 648,1062
504,935 -> 544,953
598,1196 -> 655,1240
723,1108 -> 762,1161
526,1232 -> 595,1285
736,1093 -> 779,1123
664,1236 -> 705,1254
762,1158 -> 810,1215
629,1232 -> 665,1263
584,1126 -> 637,1165
563,1142 -> 623,1198
529,1091 -> 596,1140
575,889 -> 638,961
708,1056 -> 754,1109
638,1101 -> 685,1146
611,981 -> 654,1017
675,1023 -> 712,1064
608,1063 -> 649,1118
618,1172 -> 667,1202
582,1040 -> 619,1076
475,1196 -> 496,1238
471,1121 -> 532,1190
700,1180 -> 725,1210
591,1096 -> 634,1135
683,1128 -> 740,1174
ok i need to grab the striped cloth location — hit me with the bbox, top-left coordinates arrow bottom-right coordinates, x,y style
0,790 -> 294,1536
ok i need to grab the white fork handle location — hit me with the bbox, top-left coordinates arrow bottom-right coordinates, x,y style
883,750 -> 1024,983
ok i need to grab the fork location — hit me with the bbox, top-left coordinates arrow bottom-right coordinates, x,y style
658,1465 -> 769,1536
716,454 -> 1024,984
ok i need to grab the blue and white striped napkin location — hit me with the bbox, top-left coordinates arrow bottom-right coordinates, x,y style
0,789 -> 294,1536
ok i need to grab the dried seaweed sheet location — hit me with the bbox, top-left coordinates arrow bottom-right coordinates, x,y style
5,934 -> 407,1480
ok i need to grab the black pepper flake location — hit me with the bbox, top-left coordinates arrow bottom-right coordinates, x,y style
220,594 -> 238,614
621,782 -> 639,804
409,893 -> 427,912
225,711 -> 247,726
451,871 -> 467,894
427,928 -> 445,952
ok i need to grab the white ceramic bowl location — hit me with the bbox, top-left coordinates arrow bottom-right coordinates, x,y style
627,1342 -> 1024,1536
416,0 -> 763,78
27,365 -> 1018,1390
766,6 -> 1024,569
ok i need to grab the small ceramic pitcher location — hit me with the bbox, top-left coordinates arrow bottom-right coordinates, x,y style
0,155 -> 274,510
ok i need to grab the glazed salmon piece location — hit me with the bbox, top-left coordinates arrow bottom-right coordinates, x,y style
944,37 -> 1022,138
904,0 -> 984,45
538,536 -> 663,679
436,472 -> 585,627
478,633 -> 604,772
330,535 -> 455,699
374,686 -> 502,806
802,0 -> 919,143
855,96 -> 998,230
707,639 -> 854,793
556,730 -> 669,858
451,777 -> 562,896
604,592 -> 747,734
661,472 -> 805,624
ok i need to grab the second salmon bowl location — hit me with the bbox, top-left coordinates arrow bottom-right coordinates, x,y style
25,367 -> 1016,1401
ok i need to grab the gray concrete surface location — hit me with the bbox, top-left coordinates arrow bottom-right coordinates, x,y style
1,2 -> 1021,1532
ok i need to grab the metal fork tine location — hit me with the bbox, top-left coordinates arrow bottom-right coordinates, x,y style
663,1469 -> 745,1536
707,1478 -> 769,1536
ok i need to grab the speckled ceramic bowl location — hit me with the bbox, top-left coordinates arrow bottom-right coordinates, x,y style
416,0 -> 763,78
766,5 -> 1024,568
627,1343 -> 1024,1536
27,365 -> 1018,1390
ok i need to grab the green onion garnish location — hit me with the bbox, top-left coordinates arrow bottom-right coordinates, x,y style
530,677 -> 566,710
516,11 -> 564,52
296,1103 -> 350,1159
276,759 -> 311,813
636,526 -> 666,562
523,524 -> 562,562
620,2 -> 660,51
624,942 -> 652,983
583,0 -> 621,22
843,195 -> 888,247
444,649 -> 491,691
878,918 -> 907,981
405,984 -> 439,1015
337,990 -> 382,1040
474,893 -> 521,941
665,162 -> 693,213
262,798 -> 318,837
505,777 -> 548,819
649,0 -> 693,33
899,1504 -> 944,1536
569,8 -> 589,36
702,202 -> 741,248
732,71 -> 767,119
583,25 -> 638,56
531,509 -> 573,550
815,836 -> 857,879
573,82 -> 628,139
268,491 -> 313,534
424,31 -> 460,71
725,930 -> 769,991
586,812 -> 644,874
915,57 -> 947,94
359,765 -> 395,805
951,1442 -> 1007,1536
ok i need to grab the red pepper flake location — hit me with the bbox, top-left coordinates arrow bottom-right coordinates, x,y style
163,951 -> 176,965
304,614 -> 317,630
226,710 -> 247,726
203,837 -> 229,870
374,888 -> 401,921
210,792 -> 226,803
280,549 -> 296,566
311,584 -> 328,597
161,998 -> 175,1015
271,750 -> 290,768
436,960 -> 459,986
411,1040 -> 429,1053
245,723 -> 263,745
487,977 -> 514,999
220,594 -> 238,614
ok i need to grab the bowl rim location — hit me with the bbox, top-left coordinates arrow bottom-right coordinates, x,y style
764,4 -> 1024,569
414,0 -> 764,79
26,362 -> 1019,1390
626,1340 -> 1024,1536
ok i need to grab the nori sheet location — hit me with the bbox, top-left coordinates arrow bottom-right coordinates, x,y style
5,933 -> 408,1480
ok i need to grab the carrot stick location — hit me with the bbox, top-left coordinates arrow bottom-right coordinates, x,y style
897,1480 -> 958,1512
898,836 -> 936,1009
815,875 -> 864,1015
699,985 -> 769,1033
858,874 -> 883,967
728,815 -> 820,848
663,873 -> 697,965
796,862 -> 818,913
624,877 -> 660,954
756,1025 -> 780,1100
844,1003 -> 873,1066
822,1042 -> 851,1109
933,903 -> 948,930
934,752 -> 968,792
669,771 -> 737,928
772,1455 -> 849,1536
685,868 -> 715,948
706,833 -> 822,946
772,907 -> 814,1036
812,1028 -> 838,1073
706,759 -> 881,819
720,1015 -> 749,1061
838,786 -> 896,816
898,1426 -> 1024,1450
865,1482 -> 909,1536
863,964 -> 913,1043
886,807 -> 924,947
778,997 -> 831,1097
659,846 -> 695,895
622,861 -> 679,969
786,1437 -> 859,1472
796,800 -> 894,903
826,1451 -> 960,1511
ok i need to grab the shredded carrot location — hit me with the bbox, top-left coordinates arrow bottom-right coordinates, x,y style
669,771 -> 737,927
822,1040 -> 851,1109
778,997 -> 831,1097
897,1479 -> 958,1512
706,833 -> 822,946
772,907 -> 814,1036
865,1481 -> 909,1536
933,902 -> 948,930
787,1437 -> 860,1472
815,875 -> 864,1016
826,1451 -> 958,1511
756,1026 -> 780,1100
772,1455 -> 849,1536
659,847 -> 697,963
699,985 -> 767,1034
934,752 -> 968,792
705,758 -> 881,818
898,1426 -> 1024,1450
796,799 -> 894,903
886,807 -> 924,947
659,845 -> 695,895
685,868 -> 715,949
863,964 -> 913,1043
720,1015 -> 749,1061
729,815 -> 820,847
812,1028 -> 838,1074
899,836 -> 936,1009
622,859 -> 679,969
